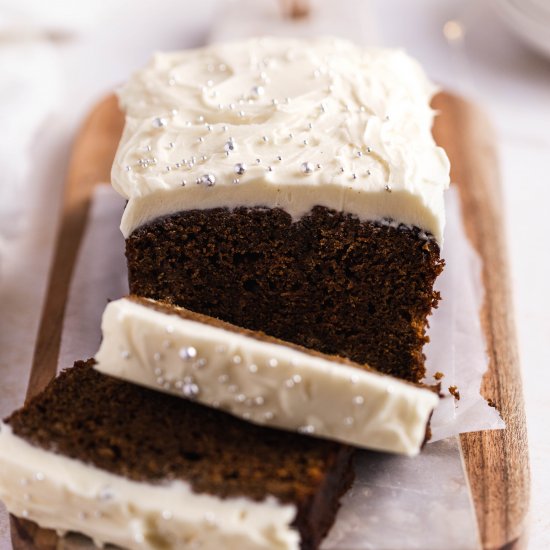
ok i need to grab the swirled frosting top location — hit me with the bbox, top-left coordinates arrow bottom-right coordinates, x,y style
112,37 -> 450,241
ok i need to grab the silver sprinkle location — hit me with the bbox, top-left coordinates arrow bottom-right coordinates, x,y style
232,355 -> 242,365
254,396 -> 265,406
152,117 -> 167,128
256,158 -> 261,164
198,136 -> 204,143
235,394 -> 246,403
197,115 -> 205,123
182,381 -> 200,398
367,146 -> 372,153
301,162 -> 314,174
224,139 -> 235,153
353,396 -> 365,406
251,85 -> 265,98
181,180 -> 187,187
264,411 -> 275,420
262,135 -> 269,143
308,123 -> 313,130
98,486 -> 114,501
266,166 -> 273,172
125,165 -> 131,172
344,416 -> 355,426
120,350 -> 130,359
222,125 -> 228,132
292,374 -> 302,384
234,162 -> 247,175
216,344 -> 227,353
268,358 -> 278,368
162,510 -> 173,521
197,173 -> 216,187
352,173 -> 358,180
357,151 -> 363,157
248,364 -> 258,373
218,374 -> 229,384
303,139 -> 309,146
276,155 -> 282,161
168,142 -> 175,149
272,98 -> 279,106
316,163 -> 323,170
238,110 -> 245,117
206,124 -> 212,132
153,353 -> 163,362
385,185 -> 392,193
298,425 -> 315,434
233,178 -> 240,184
179,346 -> 198,360
340,166 -> 345,173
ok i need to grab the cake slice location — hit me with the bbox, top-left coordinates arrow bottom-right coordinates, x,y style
95,296 -> 439,456
112,37 -> 450,383
0,361 -> 353,550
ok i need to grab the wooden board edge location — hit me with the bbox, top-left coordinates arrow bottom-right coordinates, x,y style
432,92 -> 531,549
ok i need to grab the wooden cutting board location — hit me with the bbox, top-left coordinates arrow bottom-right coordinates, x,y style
10,91 -> 530,550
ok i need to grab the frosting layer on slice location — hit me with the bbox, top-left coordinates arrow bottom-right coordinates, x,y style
112,37 -> 450,241
95,297 -> 439,456
0,422 -> 298,550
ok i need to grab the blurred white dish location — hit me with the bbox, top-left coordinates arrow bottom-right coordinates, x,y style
491,0 -> 550,59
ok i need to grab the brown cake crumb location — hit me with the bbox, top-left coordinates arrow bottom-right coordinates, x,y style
434,371 -> 445,381
6,360 -> 354,549
448,385 -> 461,400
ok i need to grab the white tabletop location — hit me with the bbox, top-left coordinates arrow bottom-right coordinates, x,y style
0,0 -> 548,548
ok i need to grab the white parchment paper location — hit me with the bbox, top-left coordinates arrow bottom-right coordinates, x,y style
54,184 -> 502,549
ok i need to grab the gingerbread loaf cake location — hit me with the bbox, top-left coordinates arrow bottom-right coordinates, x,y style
95,296 -> 439,455
0,361 -> 353,550
112,38 -> 450,383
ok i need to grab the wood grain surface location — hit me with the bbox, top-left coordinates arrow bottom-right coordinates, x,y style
11,92 -> 529,550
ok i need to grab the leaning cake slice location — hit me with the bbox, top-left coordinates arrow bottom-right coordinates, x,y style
95,296 -> 439,456
0,361 -> 353,550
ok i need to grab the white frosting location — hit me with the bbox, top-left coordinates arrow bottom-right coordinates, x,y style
0,422 -> 299,550
112,37 -> 450,241
95,298 -> 439,456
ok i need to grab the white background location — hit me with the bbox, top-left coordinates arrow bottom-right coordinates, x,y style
0,0 -> 548,548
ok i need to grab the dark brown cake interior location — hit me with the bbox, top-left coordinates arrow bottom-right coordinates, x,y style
126,206 -> 443,382
6,361 -> 354,549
